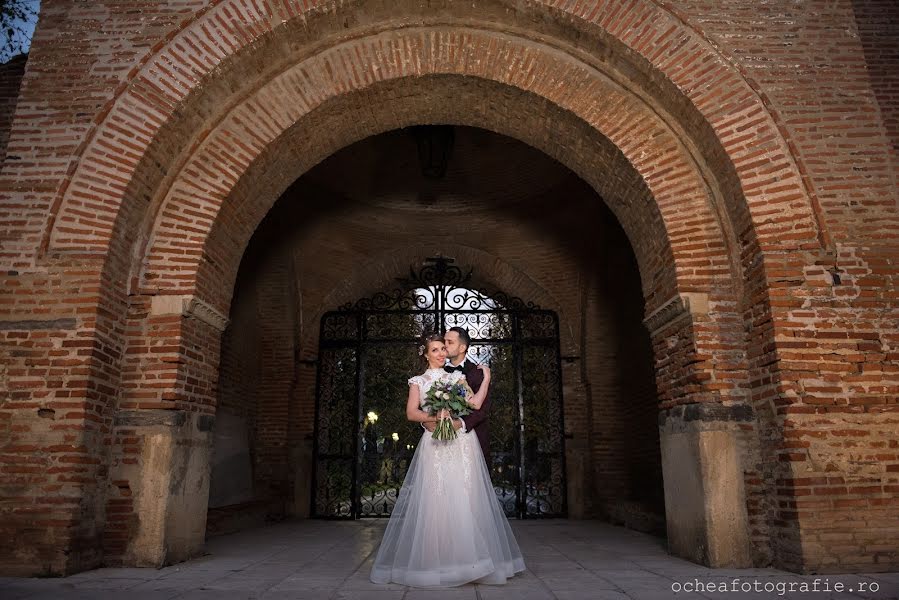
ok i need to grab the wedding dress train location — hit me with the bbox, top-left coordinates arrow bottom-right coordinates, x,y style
370,368 -> 526,587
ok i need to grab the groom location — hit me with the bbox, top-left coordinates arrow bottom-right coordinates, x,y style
423,327 -> 491,465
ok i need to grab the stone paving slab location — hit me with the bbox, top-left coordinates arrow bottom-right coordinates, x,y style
0,520 -> 897,600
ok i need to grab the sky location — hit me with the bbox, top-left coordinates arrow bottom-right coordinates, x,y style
1,0 -> 41,64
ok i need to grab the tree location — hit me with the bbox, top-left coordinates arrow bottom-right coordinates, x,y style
1,0 -> 39,64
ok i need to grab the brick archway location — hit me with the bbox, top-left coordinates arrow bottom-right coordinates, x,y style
107,49 -> 762,569
89,13 -> 776,571
43,0 -> 822,265
3,0 -> 839,576
215,195 -> 664,534
111,30 -> 759,409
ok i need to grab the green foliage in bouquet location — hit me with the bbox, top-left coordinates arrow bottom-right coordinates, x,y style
423,379 -> 473,440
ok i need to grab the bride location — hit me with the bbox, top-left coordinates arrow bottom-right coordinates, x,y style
369,333 -> 526,587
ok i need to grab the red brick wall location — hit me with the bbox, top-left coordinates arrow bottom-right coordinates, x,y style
0,54 -> 27,163
212,253 -> 262,508
853,0 -> 899,158
0,0 -> 896,576
216,281 -> 261,436
249,249 -> 296,504
668,0 -> 899,572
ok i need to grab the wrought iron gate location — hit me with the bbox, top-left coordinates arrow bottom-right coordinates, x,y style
312,257 -> 566,519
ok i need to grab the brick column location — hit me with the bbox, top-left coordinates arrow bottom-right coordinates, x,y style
0,261 -> 121,576
646,293 -> 753,568
104,295 -> 227,566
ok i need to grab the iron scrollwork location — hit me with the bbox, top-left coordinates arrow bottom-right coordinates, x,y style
313,257 -> 567,519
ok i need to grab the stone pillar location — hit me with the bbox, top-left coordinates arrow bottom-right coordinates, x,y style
644,292 -> 753,567
659,403 -> 753,568
106,295 -> 228,567
113,410 -> 215,566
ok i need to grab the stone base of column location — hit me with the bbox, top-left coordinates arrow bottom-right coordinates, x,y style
660,403 -> 753,568
111,410 -> 214,567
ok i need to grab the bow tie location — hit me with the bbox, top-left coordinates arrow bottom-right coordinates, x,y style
444,364 -> 465,373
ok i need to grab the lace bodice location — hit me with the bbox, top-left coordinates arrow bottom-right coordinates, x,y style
409,368 -> 465,407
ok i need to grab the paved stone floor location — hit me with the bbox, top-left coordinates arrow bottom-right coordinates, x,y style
1,520 -> 897,600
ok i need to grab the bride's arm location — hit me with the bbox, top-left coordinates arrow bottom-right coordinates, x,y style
406,385 -> 436,423
466,367 -> 491,410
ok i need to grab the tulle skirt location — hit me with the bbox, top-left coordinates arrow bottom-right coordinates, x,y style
370,429 -> 526,587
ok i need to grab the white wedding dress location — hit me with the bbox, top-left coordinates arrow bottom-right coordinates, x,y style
370,367 -> 526,587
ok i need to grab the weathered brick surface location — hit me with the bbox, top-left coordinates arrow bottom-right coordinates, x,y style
0,0 -> 896,575
0,55 -> 27,164
668,0 -> 899,572
854,0 -> 899,158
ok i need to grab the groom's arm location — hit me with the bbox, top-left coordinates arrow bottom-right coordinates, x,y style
462,366 -> 489,432
462,397 -> 489,432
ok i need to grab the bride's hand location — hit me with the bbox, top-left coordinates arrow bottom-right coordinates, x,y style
437,408 -> 450,420
478,365 -> 491,382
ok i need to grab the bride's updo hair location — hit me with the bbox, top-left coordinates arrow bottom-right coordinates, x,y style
419,332 -> 445,360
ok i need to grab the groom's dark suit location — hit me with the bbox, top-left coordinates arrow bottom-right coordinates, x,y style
459,359 -> 491,466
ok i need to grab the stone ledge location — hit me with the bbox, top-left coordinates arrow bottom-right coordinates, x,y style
660,402 -> 754,433
0,318 -> 76,330
642,292 -> 708,335
114,410 -> 216,432
150,295 -> 229,332
114,410 -> 187,428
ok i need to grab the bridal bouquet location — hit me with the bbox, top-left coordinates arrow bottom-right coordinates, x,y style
423,379 -> 473,441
